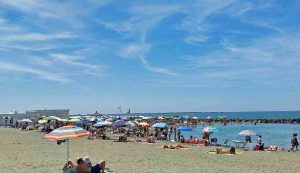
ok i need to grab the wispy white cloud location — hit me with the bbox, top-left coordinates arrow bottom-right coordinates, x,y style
50,54 -> 103,75
0,61 -> 70,83
0,32 -> 75,42
28,57 -> 53,67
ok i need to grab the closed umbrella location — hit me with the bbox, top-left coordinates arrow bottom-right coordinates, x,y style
44,126 -> 90,162
151,123 -> 168,128
239,130 -> 257,136
202,126 -> 219,133
177,126 -> 192,131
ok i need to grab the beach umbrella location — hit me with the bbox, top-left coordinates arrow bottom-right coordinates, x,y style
158,116 -> 165,120
68,118 -> 81,122
121,116 -> 129,120
57,118 -> 68,122
126,121 -> 136,127
151,123 -> 168,128
112,120 -> 126,127
192,117 -> 199,119
75,120 -> 85,126
202,126 -> 219,133
173,117 -> 180,120
46,116 -> 60,121
165,116 -> 173,120
44,126 -> 90,162
38,119 -> 48,124
69,116 -> 81,119
177,126 -> 192,131
97,121 -> 112,126
21,119 -> 33,123
93,122 -> 105,128
239,130 -> 257,136
206,116 -> 212,119
138,122 -> 149,126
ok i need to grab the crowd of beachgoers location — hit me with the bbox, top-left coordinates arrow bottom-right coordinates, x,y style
4,114 -> 299,151
2,114 -> 299,173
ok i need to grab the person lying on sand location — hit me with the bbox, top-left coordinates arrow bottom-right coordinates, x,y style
63,157 -> 105,173
210,147 -> 236,154
163,144 -> 190,150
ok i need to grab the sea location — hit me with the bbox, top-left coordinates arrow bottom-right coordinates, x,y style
116,111 -> 300,149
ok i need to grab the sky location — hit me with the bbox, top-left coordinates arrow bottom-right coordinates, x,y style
0,0 -> 300,114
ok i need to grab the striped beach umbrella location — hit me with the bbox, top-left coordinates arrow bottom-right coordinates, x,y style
44,126 -> 90,162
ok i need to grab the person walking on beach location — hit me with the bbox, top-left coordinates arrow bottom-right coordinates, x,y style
168,128 -> 172,141
174,128 -> 177,141
177,130 -> 181,142
291,133 -> 299,151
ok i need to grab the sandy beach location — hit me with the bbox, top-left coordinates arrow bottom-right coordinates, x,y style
0,127 -> 299,173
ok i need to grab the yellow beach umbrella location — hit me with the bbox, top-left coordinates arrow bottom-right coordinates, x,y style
139,122 -> 149,126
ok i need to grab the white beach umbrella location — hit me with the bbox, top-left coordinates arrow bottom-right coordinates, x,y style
21,119 -> 33,123
239,130 -> 257,136
98,121 -> 112,126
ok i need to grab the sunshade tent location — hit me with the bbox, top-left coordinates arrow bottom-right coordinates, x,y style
112,120 -> 126,127
177,126 -> 192,131
239,130 -> 257,136
151,123 -> 168,128
44,126 -> 90,162
21,119 -> 33,123
202,126 -> 219,133
138,122 -> 149,126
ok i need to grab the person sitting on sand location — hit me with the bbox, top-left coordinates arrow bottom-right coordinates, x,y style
163,144 -> 190,150
210,147 -> 236,154
146,134 -> 155,143
63,157 -> 105,173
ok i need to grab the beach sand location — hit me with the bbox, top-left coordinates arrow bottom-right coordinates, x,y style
0,127 -> 299,173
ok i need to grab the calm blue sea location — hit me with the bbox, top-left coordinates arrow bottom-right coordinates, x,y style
122,111 -> 300,148
128,111 -> 300,119
179,123 -> 300,149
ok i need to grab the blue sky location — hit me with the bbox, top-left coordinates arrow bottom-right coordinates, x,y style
0,0 -> 300,114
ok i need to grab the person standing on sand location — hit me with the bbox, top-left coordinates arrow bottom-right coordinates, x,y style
177,130 -> 181,142
174,128 -> 177,141
291,133 -> 299,151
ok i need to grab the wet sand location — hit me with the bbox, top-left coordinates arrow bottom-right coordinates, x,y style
0,127 -> 299,173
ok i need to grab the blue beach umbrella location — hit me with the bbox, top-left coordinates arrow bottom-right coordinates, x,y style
177,126 -> 193,131
151,123 -> 168,128
112,120 -> 126,127
75,120 -> 85,126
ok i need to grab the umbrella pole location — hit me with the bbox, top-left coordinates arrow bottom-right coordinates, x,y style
67,139 -> 69,162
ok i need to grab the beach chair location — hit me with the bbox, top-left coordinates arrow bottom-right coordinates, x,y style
233,140 -> 246,148
210,138 -> 218,146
